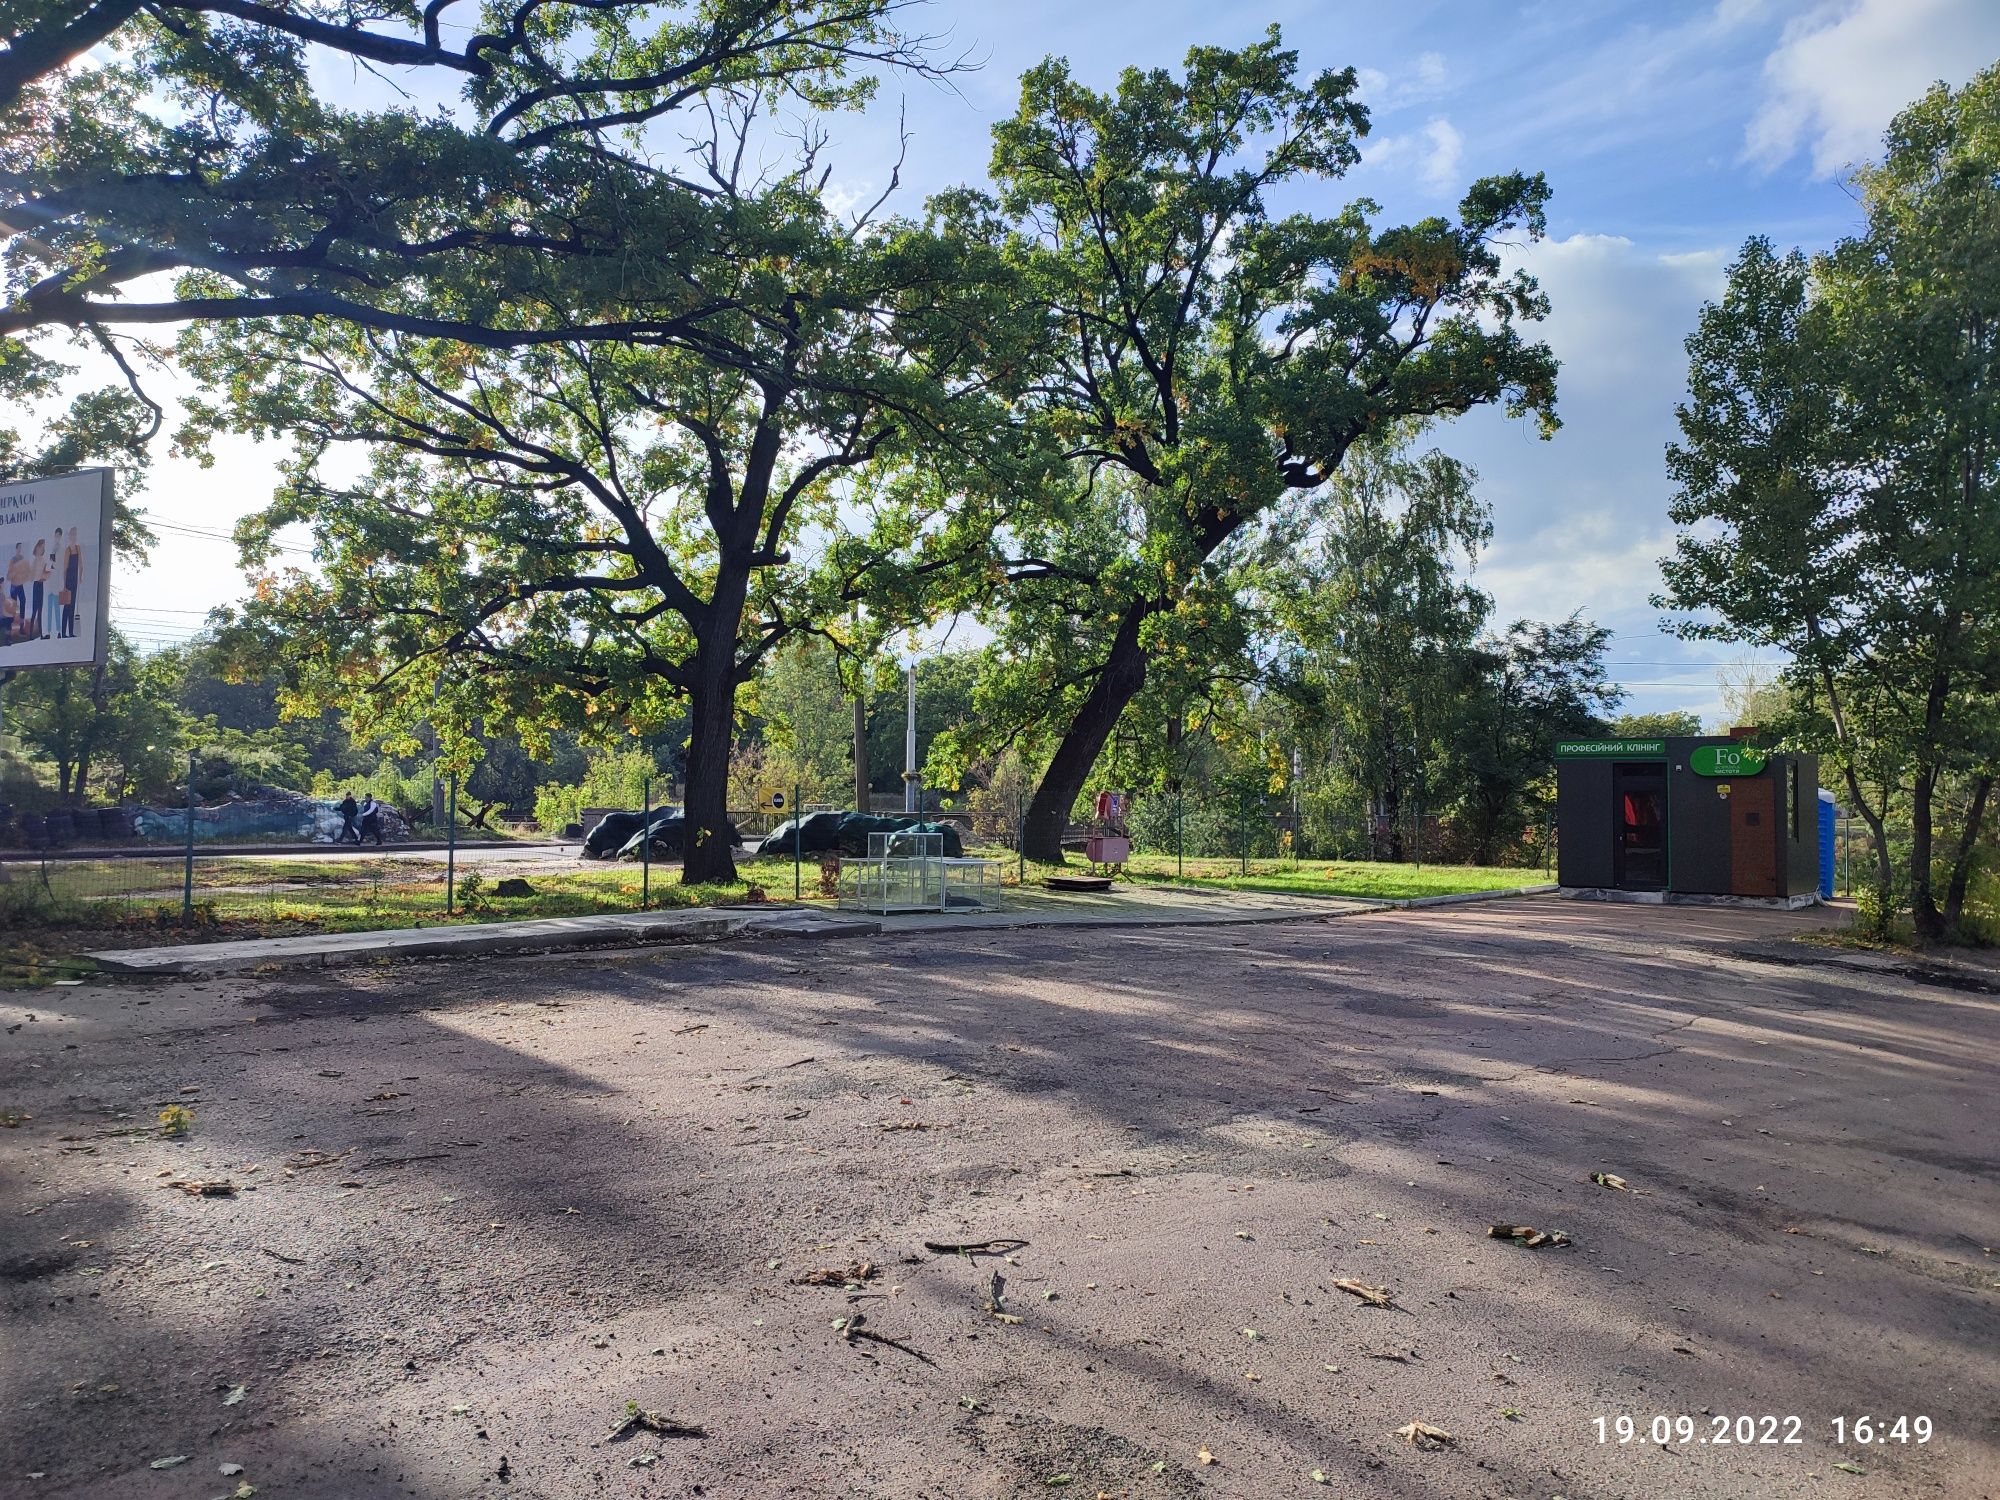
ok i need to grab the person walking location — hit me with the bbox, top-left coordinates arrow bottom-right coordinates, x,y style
357,794 -> 384,847
336,790 -> 360,845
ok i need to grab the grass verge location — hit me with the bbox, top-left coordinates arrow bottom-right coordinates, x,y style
1112,854 -> 1548,902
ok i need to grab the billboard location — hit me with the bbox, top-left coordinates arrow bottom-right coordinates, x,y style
0,468 -> 115,671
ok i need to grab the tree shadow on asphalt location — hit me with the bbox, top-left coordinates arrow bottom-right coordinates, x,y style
5,899 -> 1994,1494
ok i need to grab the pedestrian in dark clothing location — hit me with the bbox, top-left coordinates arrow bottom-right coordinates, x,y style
336,791 -> 360,845
357,795 -> 384,847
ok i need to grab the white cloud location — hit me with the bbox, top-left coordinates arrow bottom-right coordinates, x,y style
1437,233 -> 1741,713
1363,116 -> 1464,194
1744,0 -> 2000,177
1354,50 -> 1450,110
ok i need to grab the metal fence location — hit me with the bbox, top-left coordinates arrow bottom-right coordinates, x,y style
0,800 -> 1024,946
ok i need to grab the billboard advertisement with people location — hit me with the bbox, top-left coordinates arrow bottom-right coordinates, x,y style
0,468 -> 115,671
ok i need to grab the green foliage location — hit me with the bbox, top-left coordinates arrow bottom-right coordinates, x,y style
1448,616 -> 1621,864
1660,64 -> 2000,942
1267,439 -> 1494,860
453,870 -> 488,914
532,747 -> 667,832
1609,711 -> 1705,739
4,628 -> 183,803
939,29 -> 1558,849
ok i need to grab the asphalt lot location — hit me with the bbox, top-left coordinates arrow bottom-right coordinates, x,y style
2,898 -> 1995,1498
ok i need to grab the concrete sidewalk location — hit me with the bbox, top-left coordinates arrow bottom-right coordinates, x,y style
84,880 -> 1557,977
87,905 -> 880,976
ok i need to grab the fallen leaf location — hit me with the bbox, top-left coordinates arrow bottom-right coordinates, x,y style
1395,1421 -> 1455,1449
163,1178 -> 236,1197
221,1383 -> 247,1406
606,1402 -> 707,1442
1590,1173 -> 1630,1191
1196,1446 -> 1216,1466
219,1464 -> 245,1476
150,1456 -> 188,1469
1487,1223 -> 1570,1249
1311,1470 -> 1329,1485
792,1261 -> 878,1287
1834,1461 -> 1866,1475
1333,1277 -> 1394,1308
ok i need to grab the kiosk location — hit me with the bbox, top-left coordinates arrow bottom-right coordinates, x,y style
1555,736 -> 1821,907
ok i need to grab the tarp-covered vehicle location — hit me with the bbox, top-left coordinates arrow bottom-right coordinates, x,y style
582,808 -> 743,861
759,811 -> 963,858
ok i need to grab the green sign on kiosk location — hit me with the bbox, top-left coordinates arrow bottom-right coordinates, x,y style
1690,744 -> 1767,777
1555,739 -> 1666,759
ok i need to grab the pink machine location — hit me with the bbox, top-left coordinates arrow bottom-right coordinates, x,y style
1085,791 -> 1130,869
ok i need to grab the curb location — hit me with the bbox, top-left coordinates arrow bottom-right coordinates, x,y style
1381,884 -> 1558,909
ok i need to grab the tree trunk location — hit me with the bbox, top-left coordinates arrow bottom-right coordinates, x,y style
680,571 -> 749,887
1021,603 -> 1151,863
1840,762 -> 1895,896
1380,783 -> 1405,863
1909,766 -> 1942,944
680,664 -> 739,886
852,694 -> 869,813
1942,773 -> 1994,932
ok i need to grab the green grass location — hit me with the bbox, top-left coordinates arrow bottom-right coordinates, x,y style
1111,853 -> 1549,902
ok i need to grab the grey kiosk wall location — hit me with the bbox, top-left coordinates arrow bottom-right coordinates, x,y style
1555,737 -> 1820,907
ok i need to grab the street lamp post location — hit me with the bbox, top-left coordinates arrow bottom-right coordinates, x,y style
903,657 -> 919,814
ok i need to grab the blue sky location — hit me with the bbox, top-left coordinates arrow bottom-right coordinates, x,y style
109,0 -> 2000,721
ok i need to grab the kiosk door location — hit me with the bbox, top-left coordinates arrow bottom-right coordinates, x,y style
1730,776 -> 1780,896
1613,765 -> 1666,891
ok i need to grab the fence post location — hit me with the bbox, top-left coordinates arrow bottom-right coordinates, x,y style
1016,789 -> 1025,886
641,772 -> 651,911
793,779 -> 802,900
446,772 -> 458,915
181,748 -> 196,926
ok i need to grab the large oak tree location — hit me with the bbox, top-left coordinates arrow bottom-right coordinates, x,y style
947,29 -> 1559,860
183,149 -> 1022,883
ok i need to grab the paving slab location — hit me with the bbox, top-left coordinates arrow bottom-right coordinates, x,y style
86,906 -> 875,976
84,879 -> 1555,975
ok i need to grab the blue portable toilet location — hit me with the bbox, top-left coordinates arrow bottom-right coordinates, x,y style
1816,789 -> 1837,899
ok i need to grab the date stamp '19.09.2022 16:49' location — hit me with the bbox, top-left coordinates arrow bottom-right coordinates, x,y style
1594,1414 -> 1935,1449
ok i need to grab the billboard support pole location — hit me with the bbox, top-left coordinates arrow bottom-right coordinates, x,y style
181,748 -> 196,926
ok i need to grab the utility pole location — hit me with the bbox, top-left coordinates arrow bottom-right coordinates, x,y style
429,675 -> 445,829
853,694 -> 869,813
902,657 -> 918,814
